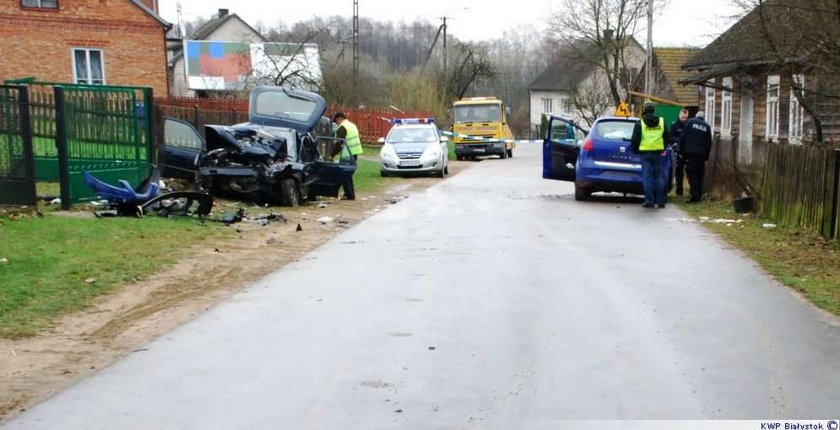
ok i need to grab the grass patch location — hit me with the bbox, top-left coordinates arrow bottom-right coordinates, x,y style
354,158 -> 394,192
0,214 -> 232,338
678,200 -> 840,316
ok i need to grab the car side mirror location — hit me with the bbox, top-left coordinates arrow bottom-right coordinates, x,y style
377,137 -> 385,144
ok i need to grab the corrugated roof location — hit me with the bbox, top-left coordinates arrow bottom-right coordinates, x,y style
655,48 -> 700,103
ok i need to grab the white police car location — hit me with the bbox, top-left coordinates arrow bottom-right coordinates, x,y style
378,118 -> 450,178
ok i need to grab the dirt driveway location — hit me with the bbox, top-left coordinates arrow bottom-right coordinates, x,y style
0,161 -> 473,421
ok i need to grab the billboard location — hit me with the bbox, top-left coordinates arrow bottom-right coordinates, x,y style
184,40 -> 322,91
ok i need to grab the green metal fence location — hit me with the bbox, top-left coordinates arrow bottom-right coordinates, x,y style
0,85 -> 36,205
3,78 -> 154,207
54,85 -> 153,207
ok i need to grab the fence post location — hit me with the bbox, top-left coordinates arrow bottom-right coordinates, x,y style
18,85 -> 36,206
831,148 -> 840,240
193,105 -> 200,128
54,86 -> 71,210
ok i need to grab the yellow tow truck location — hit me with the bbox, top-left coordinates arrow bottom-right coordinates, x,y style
452,96 -> 515,160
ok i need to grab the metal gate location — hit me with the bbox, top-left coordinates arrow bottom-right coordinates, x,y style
54,85 -> 153,208
0,85 -> 36,206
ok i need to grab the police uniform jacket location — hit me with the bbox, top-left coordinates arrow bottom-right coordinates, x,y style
679,117 -> 712,160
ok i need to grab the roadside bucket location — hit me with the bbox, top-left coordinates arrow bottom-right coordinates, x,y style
732,196 -> 755,213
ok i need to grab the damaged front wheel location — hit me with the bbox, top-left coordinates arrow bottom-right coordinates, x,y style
280,178 -> 300,207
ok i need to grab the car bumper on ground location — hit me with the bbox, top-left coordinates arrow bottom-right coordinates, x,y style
455,142 -> 506,156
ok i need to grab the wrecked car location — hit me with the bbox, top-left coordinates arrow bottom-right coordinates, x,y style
160,86 -> 355,206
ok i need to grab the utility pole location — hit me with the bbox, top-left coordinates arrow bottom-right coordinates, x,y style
442,16 -> 447,76
353,0 -> 359,101
644,0 -> 653,97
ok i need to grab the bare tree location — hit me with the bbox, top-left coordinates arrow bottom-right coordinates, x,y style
568,79 -> 614,127
549,0 -> 660,104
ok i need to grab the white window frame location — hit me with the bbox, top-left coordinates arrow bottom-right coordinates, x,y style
766,75 -> 780,139
71,48 -> 106,85
541,97 -> 553,114
562,97 -> 572,114
705,80 -> 716,132
721,77 -> 732,137
21,0 -> 58,8
788,74 -> 805,144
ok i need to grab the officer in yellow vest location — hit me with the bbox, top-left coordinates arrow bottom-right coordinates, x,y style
630,103 -> 669,208
332,112 -> 364,200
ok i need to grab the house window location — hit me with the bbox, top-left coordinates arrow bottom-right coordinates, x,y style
541,98 -> 553,114
21,0 -> 58,8
705,80 -> 716,131
766,75 -> 780,139
562,98 -> 572,114
789,74 -> 805,143
72,49 -> 105,85
721,77 -> 732,137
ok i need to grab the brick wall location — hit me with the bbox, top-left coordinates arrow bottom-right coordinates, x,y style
0,0 -> 169,96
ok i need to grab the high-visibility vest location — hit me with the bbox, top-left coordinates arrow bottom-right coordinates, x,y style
639,117 -> 665,151
339,120 -> 363,156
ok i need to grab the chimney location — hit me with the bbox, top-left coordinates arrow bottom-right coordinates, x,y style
218,8 -> 229,18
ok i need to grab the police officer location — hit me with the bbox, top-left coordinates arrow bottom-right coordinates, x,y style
332,112 -> 364,200
679,111 -> 713,203
669,109 -> 689,196
631,103 -> 669,209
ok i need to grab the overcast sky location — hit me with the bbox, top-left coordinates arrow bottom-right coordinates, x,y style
158,0 -> 743,48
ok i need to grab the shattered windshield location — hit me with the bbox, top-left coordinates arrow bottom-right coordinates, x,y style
386,127 -> 439,144
254,91 -> 317,122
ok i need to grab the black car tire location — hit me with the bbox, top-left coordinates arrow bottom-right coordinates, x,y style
574,184 -> 591,201
280,178 -> 300,207
435,168 -> 445,178
444,164 -> 449,175
507,149 -> 513,158
500,148 -> 508,159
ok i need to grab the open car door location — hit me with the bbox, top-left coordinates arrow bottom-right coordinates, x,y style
307,138 -> 357,198
161,118 -> 205,181
542,116 -> 588,181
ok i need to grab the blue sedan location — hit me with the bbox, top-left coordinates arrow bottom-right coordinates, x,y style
542,115 -> 672,201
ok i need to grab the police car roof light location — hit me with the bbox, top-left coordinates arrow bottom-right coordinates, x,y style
392,118 -> 435,125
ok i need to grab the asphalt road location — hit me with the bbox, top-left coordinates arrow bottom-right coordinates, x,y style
6,143 -> 840,429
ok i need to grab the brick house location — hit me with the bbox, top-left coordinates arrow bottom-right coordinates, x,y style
0,0 -> 171,96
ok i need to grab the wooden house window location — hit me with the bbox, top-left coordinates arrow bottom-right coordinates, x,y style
562,98 -> 572,114
789,74 -> 805,143
705,80 -> 716,132
766,75 -> 780,138
721,77 -> 732,137
21,0 -> 58,8
72,48 -> 106,85
541,98 -> 553,114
